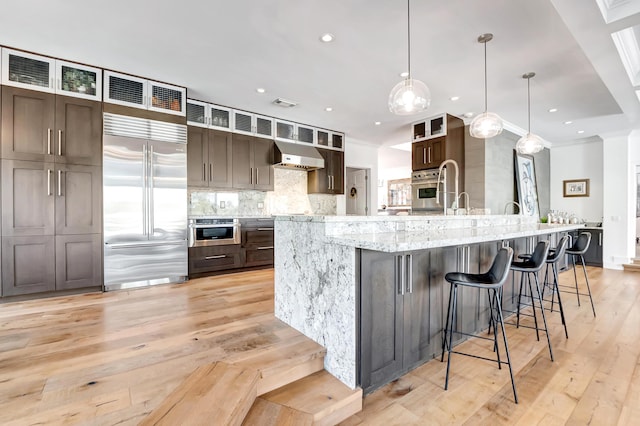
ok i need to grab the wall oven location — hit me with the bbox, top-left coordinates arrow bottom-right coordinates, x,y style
188,218 -> 240,247
411,169 -> 446,214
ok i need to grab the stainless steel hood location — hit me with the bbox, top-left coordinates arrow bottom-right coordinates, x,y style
273,140 -> 324,170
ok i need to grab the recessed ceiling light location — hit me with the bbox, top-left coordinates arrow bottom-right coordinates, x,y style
577,130 -> 585,134
399,71 -> 409,78
564,120 -> 573,125
548,108 -> 558,113
374,121 -> 381,126
450,96 -> 460,101
256,88 -> 265,93
325,107 -> 333,112
463,112 -> 474,118
320,33 -> 334,43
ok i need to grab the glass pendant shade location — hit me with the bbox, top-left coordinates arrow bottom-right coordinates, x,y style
388,78 -> 431,115
469,111 -> 503,138
516,133 -> 544,154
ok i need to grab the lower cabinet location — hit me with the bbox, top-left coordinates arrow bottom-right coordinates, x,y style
188,245 -> 244,276
359,239 -> 529,394
569,229 -> 603,267
242,218 -> 274,268
1,234 -> 102,296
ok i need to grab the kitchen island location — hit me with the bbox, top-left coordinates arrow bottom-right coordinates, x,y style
273,215 -> 582,392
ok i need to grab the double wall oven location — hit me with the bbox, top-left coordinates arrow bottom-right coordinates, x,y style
188,218 -> 240,247
411,169 -> 446,214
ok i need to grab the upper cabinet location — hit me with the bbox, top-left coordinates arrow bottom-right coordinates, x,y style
233,110 -> 274,138
316,128 -> 344,150
1,48 -> 102,101
412,114 -> 447,142
104,70 -> 186,116
275,120 -> 316,145
186,99 -> 232,132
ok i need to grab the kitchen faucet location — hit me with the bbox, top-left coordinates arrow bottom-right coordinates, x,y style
504,201 -> 521,215
436,159 -> 459,216
457,191 -> 470,211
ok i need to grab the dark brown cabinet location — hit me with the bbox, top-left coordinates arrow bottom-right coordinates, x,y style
188,245 -> 244,276
187,126 -> 232,188
231,134 -> 274,191
2,236 -> 56,296
308,148 -> 344,194
241,218 -> 274,268
411,137 -> 444,170
54,164 -> 102,235
55,234 -> 102,290
1,86 -> 102,165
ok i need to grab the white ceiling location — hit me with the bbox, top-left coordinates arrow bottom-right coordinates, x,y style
1,0 -> 639,148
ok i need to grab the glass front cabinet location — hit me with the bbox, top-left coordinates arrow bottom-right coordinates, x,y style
104,70 -> 186,116
233,110 -> 274,138
187,100 -> 233,132
316,128 -> 344,150
1,48 -> 102,101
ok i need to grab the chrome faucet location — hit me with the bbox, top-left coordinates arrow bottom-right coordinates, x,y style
457,191 -> 470,210
436,159 -> 459,216
504,201 -> 521,215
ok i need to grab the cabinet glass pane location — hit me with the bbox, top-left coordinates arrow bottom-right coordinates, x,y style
256,117 -> 272,136
60,65 -> 97,96
187,103 -> 206,124
235,112 -> 252,132
298,126 -> 314,144
152,85 -> 183,112
317,130 -> 329,146
413,122 -> 426,140
8,54 -> 50,88
332,134 -> 343,149
276,122 -> 294,139
431,116 -> 444,135
211,108 -> 230,128
108,75 -> 144,105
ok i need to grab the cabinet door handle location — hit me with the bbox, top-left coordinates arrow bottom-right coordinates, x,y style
250,167 -> 253,184
423,147 -> 426,164
327,175 -> 331,190
256,168 -> 259,184
205,255 -> 226,260
257,228 -> 274,231
599,233 -> 602,246
202,163 -> 206,180
209,163 -> 212,181
406,254 -> 412,293
428,146 -> 432,163
58,130 -> 62,156
58,170 -> 62,196
47,128 -> 52,155
397,255 -> 405,295
47,169 -> 52,196
257,246 -> 274,250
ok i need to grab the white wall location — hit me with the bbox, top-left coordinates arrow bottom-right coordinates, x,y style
341,138 -> 380,215
377,146 -> 411,209
549,139 -> 603,223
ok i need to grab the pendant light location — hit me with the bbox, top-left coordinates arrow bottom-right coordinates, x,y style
515,72 -> 544,154
388,0 -> 431,115
469,33 -> 503,138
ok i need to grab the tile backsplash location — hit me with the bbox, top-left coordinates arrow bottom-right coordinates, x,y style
188,168 -> 337,216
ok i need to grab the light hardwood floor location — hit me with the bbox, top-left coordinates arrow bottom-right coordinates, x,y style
0,266 -> 638,425
342,266 -> 640,425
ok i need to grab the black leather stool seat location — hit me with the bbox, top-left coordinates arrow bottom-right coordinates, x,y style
441,247 -> 518,403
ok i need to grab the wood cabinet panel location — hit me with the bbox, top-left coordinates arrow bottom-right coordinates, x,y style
208,130 -> 233,188
253,137 -> 274,190
188,245 -> 243,276
187,126 -> 208,187
2,236 -> 56,296
54,95 -> 102,165
1,86 -> 55,162
308,148 -> 344,194
54,164 -> 102,235
231,134 -> 253,189
55,234 -> 102,290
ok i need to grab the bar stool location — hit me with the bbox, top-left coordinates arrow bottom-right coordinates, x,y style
509,240 -> 554,361
563,232 -> 596,317
441,246 -> 518,403
519,235 -> 570,339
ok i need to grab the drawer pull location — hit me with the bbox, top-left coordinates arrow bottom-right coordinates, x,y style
205,255 -> 226,260
257,228 -> 274,231
257,246 -> 274,250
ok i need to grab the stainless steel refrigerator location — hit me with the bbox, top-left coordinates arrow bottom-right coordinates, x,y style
103,113 -> 188,290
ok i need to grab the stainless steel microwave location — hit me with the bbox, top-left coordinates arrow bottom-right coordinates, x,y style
188,218 -> 240,247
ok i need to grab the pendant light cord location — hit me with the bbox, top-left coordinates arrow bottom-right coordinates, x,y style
407,0 -> 411,79
527,77 -> 531,133
484,40 -> 488,112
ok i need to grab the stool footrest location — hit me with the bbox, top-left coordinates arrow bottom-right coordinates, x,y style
449,350 -> 511,366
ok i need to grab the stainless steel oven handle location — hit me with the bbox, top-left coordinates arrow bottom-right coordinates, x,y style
190,224 -> 239,228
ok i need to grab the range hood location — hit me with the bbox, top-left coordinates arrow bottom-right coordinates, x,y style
273,140 -> 324,170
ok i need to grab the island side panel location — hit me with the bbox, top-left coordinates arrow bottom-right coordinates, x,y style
274,219 -> 358,388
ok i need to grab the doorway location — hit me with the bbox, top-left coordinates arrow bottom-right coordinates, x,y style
346,167 -> 370,215
636,166 -> 640,258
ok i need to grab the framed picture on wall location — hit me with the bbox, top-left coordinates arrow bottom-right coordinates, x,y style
563,179 -> 590,197
514,152 -> 540,217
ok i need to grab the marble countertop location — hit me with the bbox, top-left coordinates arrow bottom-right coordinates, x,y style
188,215 -> 273,219
325,223 -> 583,252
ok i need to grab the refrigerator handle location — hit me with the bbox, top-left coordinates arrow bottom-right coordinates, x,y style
149,145 -> 155,237
142,144 -> 148,236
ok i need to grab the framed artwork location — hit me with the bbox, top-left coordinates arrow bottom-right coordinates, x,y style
563,179 -> 590,197
514,152 -> 540,217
